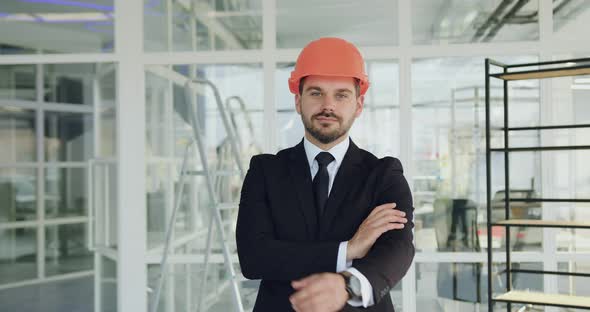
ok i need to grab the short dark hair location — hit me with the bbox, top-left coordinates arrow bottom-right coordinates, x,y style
299,77 -> 361,97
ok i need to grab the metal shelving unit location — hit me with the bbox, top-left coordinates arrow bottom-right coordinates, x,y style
485,57 -> 590,311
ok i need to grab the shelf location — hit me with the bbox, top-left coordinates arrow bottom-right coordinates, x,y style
490,65 -> 590,81
508,198 -> 590,203
492,219 -> 590,229
490,145 -> 590,152
504,124 -> 590,131
494,291 -> 590,309
509,269 -> 590,278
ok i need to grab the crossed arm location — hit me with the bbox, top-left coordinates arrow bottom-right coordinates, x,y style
236,156 -> 414,311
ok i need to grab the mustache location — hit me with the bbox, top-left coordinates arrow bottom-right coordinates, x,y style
313,111 -> 340,120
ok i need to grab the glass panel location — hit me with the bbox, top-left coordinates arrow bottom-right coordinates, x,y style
0,106 -> 36,162
45,223 -> 92,276
0,227 -> 37,284
412,0 -> 539,45
553,0 -> 590,41
45,111 -> 93,162
547,53 -> 590,252
146,163 -> 169,251
101,256 -> 118,312
0,0 -> 114,54
416,262 -> 542,311
276,60 -> 400,156
351,60 -> 400,158
276,0 -> 398,48
146,72 -> 169,158
144,0 -> 263,52
557,262 -> 590,297
0,65 -> 36,101
98,64 -> 116,158
411,56 -> 539,252
0,168 -> 36,222
100,106 -> 116,158
93,161 -> 117,249
45,167 -> 87,219
44,63 -> 95,105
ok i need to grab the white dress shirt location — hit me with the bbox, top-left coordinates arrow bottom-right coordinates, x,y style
303,136 -> 375,307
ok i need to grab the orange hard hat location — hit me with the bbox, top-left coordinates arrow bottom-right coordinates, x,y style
289,37 -> 370,96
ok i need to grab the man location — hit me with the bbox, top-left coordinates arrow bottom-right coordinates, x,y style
236,37 -> 414,312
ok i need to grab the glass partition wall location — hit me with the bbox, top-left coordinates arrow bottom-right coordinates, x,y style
1,0 -> 590,311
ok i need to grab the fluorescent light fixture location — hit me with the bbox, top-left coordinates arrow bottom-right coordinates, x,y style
565,62 -> 577,66
574,78 -> 590,84
1,14 -> 36,21
571,84 -> 590,90
37,12 -> 110,22
19,0 -> 113,12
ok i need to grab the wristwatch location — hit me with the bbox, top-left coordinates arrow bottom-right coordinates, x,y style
339,271 -> 362,301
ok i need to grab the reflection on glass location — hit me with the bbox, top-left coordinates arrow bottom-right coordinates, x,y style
275,61 -> 400,157
45,167 -> 87,219
0,65 -> 36,101
144,0 -> 262,51
44,64 -> 95,105
0,227 -> 37,284
0,106 -> 36,162
0,168 -> 36,222
416,262 -> 542,311
45,223 -> 92,276
412,0 -> 539,45
172,64 -> 263,163
0,0 -> 114,54
553,0 -> 590,40
45,111 -> 93,162
276,0 -> 397,48
411,56 -> 540,252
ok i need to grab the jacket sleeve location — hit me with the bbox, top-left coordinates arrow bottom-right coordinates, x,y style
352,157 -> 415,304
236,155 -> 340,281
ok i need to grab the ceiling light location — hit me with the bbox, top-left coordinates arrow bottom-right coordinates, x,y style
574,78 -> 590,84
37,12 -> 110,22
1,14 -> 36,21
19,0 -> 113,12
565,62 -> 577,66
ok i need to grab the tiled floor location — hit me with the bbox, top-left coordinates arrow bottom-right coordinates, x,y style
0,276 -> 115,312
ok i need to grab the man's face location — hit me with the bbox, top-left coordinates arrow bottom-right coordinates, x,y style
295,75 -> 364,144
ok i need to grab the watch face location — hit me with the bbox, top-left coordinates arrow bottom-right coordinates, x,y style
349,275 -> 362,296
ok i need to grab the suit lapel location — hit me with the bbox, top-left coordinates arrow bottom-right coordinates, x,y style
287,140 -> 317,238
320,140 -> 364,234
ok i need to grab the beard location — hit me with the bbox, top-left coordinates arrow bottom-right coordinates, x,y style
302,110 -> 354,144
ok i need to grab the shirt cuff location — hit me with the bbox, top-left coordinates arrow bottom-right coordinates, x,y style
345,267 -> 375,308
336,241 -> 350,272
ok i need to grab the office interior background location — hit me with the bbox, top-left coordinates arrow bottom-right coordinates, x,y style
0,0 -> 589,311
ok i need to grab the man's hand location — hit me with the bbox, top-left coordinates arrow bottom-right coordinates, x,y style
290,273 -> 348,312
347,202 -> 407,261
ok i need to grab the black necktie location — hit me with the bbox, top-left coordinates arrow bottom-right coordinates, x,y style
312,152 -> 335,219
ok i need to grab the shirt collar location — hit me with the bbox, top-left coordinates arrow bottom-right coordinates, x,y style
303,135 -> 350,169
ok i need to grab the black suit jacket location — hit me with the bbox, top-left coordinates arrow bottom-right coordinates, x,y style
236,139 -> 415,312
